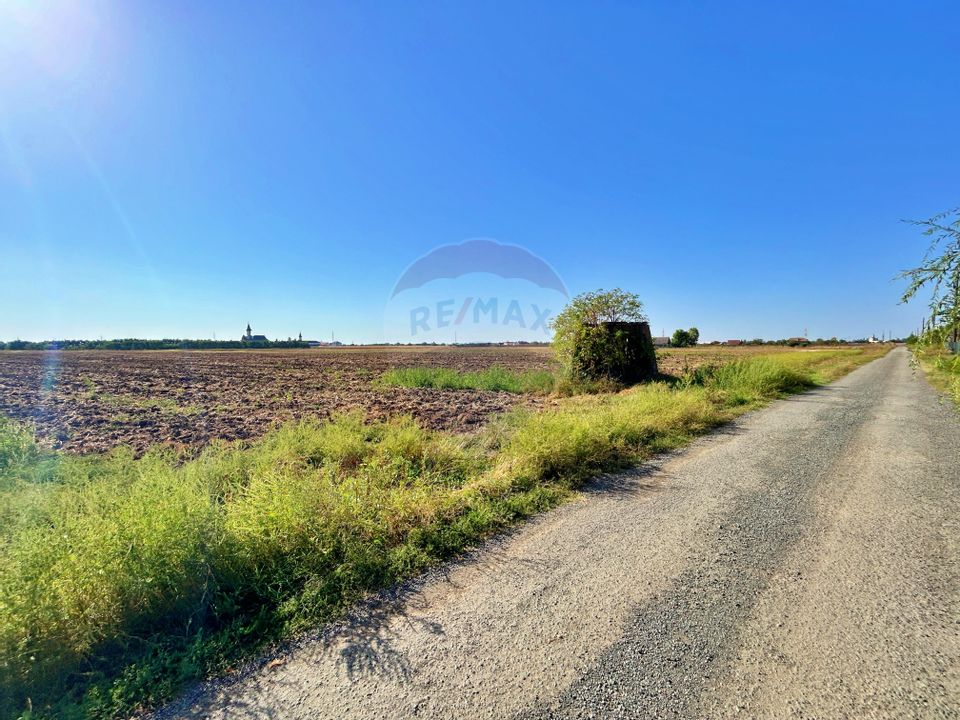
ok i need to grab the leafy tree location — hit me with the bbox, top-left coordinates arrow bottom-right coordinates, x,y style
551,288 -> 652,381
670,327 -> 699,347
552,288 -> 646,329
899,206 -> 960,343
671,329 -> 691,347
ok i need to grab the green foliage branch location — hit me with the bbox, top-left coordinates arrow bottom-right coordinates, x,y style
551,289 -> 649,382
898,206 -> 960,344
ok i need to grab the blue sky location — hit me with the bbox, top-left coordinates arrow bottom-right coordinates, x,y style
1,1 -> 957,343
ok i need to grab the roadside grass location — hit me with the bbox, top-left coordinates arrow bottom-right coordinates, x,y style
911,345 -> 960,407
0,347 -> 887,719
376,366 -> 556,394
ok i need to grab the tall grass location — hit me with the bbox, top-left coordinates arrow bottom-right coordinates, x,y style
377,366 -> 556,394
0,348 -> 886,719
911,344 -> 960,407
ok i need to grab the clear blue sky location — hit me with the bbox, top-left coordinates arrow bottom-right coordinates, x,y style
1,1 -> 957,343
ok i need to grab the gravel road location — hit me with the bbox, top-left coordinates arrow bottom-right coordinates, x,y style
156,347 -> 959,719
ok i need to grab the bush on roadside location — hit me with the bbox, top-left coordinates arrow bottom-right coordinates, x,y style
551,289 -> 657,384
680,358 -> 813,404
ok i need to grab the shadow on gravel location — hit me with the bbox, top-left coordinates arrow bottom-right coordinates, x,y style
319,540 -> 554,682
173,676 -> 300,720
579,464 -> 668,498
579,424 -> 751,501
780,385 -> 841,402
334,593 -> 441,681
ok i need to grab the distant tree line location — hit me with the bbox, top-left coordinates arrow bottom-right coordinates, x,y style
664,335 -> 902,347
0,339 -> 554,350
0,339 -> 312,351
736,338 -> 901,346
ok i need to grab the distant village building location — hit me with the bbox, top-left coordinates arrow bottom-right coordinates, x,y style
306,339 -> 343,347
787,337 -> 810,346
652,336 -> 671,348
241,323 -> 268,342
726,339 -> 744,346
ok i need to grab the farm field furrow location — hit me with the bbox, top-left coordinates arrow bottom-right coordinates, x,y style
0,345 -> 855,454
0,347 -> 555,454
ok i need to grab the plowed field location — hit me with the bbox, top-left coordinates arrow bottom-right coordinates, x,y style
0,345 -> 837,454
0,347 -> 555,454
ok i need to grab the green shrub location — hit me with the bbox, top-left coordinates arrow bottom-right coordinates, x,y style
0,417 -> 48,479
551,289 -> 657,383
0,416 -> 468,718
499,382 -> 719,488
568,321 -> 657,384
0,448 -> 220,715
680,358 -> 813,404
912,343 -> 960,407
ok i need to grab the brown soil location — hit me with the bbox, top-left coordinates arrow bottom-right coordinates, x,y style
0,347 -> 555,455
0,345 -> 837,455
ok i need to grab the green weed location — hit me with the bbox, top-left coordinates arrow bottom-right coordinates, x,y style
912,345 -> 960,407
377,366 -> 556,394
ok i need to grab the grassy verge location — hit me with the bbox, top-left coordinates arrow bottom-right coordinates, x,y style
0,348 -> 886,719
911,344 -> 960,407
376,366 -> 557,394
